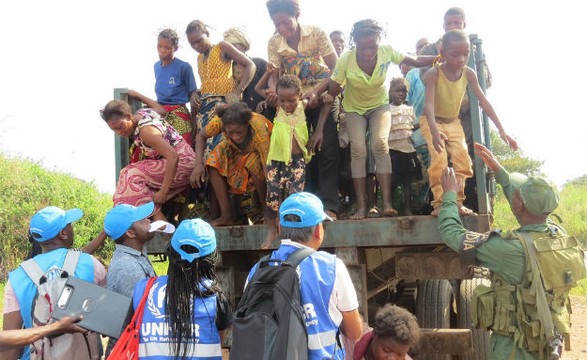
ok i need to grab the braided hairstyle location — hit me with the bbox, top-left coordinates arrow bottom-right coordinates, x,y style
99,99 -> 131,122
165,244 -> 222,358
185,19 -> 209,37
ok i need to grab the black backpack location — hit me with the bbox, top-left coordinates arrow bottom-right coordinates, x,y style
230,247 -> 314,360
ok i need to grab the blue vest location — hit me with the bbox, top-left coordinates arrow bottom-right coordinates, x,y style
133,276 -> 222,360
249,244 -> 343,360
8,248 -> 95,360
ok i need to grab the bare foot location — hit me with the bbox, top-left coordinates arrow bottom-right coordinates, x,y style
382,207 -> 398,217
458,205 -> 476,216
431,207 -> 440,217
210,216 -> 236,226
350,208 -> 367,220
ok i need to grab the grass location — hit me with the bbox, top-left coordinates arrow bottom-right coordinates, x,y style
0,282 -> 4,328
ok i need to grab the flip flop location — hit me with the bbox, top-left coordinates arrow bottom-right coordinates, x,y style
367,207 -> 381,218
325,210 -> 338,221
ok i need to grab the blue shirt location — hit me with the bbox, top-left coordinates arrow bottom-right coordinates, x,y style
405,67 -> 426,148
154,58 -> 197,105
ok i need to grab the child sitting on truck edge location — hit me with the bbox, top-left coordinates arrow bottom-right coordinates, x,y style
420,29 -> 517,216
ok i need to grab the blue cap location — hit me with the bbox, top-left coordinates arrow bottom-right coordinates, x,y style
279,192 -> 333,228
171,219 -> 217,263
29,206 -> 84,242
104,202 -> 154,240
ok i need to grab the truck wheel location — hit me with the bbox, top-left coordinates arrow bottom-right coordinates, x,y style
416,279 -> 452,360
458,278 -> 491,360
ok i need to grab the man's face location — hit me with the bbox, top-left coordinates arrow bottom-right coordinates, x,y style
330,33 -> 346,57
131,217 -> 153,243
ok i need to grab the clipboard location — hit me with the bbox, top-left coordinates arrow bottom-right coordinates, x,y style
52,277 -> 133,339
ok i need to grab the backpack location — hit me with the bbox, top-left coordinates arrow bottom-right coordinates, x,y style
230,247 -> 314,360
20,249 -> 100,360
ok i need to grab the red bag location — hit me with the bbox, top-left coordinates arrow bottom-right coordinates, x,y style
107,276 -> 156,360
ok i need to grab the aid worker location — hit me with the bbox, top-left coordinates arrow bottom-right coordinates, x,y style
246,192 -> 363,359
438,143 -> 586,359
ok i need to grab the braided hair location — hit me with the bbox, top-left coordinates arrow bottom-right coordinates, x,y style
165,244 -> 222,358
350,19 -> 385,47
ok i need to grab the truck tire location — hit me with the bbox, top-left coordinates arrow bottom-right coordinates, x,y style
458,278 -> 491,360
416,279 -> 452,360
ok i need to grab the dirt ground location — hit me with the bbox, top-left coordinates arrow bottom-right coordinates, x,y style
563,295 -> 587,359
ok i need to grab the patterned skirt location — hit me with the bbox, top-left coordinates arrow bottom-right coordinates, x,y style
197,95 -> 225,159
113,141 -> 196,212
163,104 -> 193,147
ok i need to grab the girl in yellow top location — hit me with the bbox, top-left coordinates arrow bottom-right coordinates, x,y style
185,20 -> 256,156
421,29 -> 517,216
260,74 -> 311,248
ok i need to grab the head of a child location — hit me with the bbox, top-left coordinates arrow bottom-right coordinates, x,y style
185,20 -> 211,54
157,29 -> 179,63
415,37 -> 429,54
367,304 -> 420,360
216,102 -> 252,146
100,99 -> 135,137
389,78 -> 408,106
443,7 -> 466,32
350,19 -> 385,63
276,74 -> 302,114
440,29 -> 470,70
329,30 -> 346,57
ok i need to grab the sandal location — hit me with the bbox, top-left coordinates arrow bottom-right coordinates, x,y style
367,207 -> 381,218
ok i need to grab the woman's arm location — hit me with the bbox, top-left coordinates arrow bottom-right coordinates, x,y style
466,68 -> 517,151
190,128 -> 210,188
80,230 -> 107,254
127,89 -> 167,116
139,126 -> 179,205
401,54 -> 437,68
220,41 -> 256,98
307,80 -> 343,152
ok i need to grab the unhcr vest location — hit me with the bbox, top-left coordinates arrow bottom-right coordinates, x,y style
8,248 -> 95,360
133,276 -> 222,360
261,244 -> 343,360
472,226 -> 586,355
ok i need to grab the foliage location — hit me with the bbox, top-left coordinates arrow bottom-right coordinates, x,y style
490,131 -> 544,176
0,154 -> 113,282
492,176 -> 587,295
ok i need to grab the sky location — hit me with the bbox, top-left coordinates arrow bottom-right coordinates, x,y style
1,0 -> 586,195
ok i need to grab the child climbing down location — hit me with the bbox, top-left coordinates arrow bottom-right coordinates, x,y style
258,73 -> 312,249
421,29 -> 517,216
388,78 -> 422,216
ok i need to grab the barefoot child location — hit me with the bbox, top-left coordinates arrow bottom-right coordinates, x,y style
421,29 -> 517,216
259,74 -> 312,248
388,78 -> 422,216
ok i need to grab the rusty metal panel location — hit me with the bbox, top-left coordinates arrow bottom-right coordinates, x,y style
396,252 -> 474,280
214,215 -> 491,252
418,328 -> 473,355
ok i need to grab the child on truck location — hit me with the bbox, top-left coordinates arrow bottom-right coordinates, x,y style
388,78 -> 422,216
420,29 -> 517,216
256,71 -> 312,249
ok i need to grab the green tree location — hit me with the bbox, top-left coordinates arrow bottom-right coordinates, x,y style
489,131 -> 543,176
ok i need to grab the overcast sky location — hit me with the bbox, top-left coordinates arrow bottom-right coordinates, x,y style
1,0 -> 585,194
